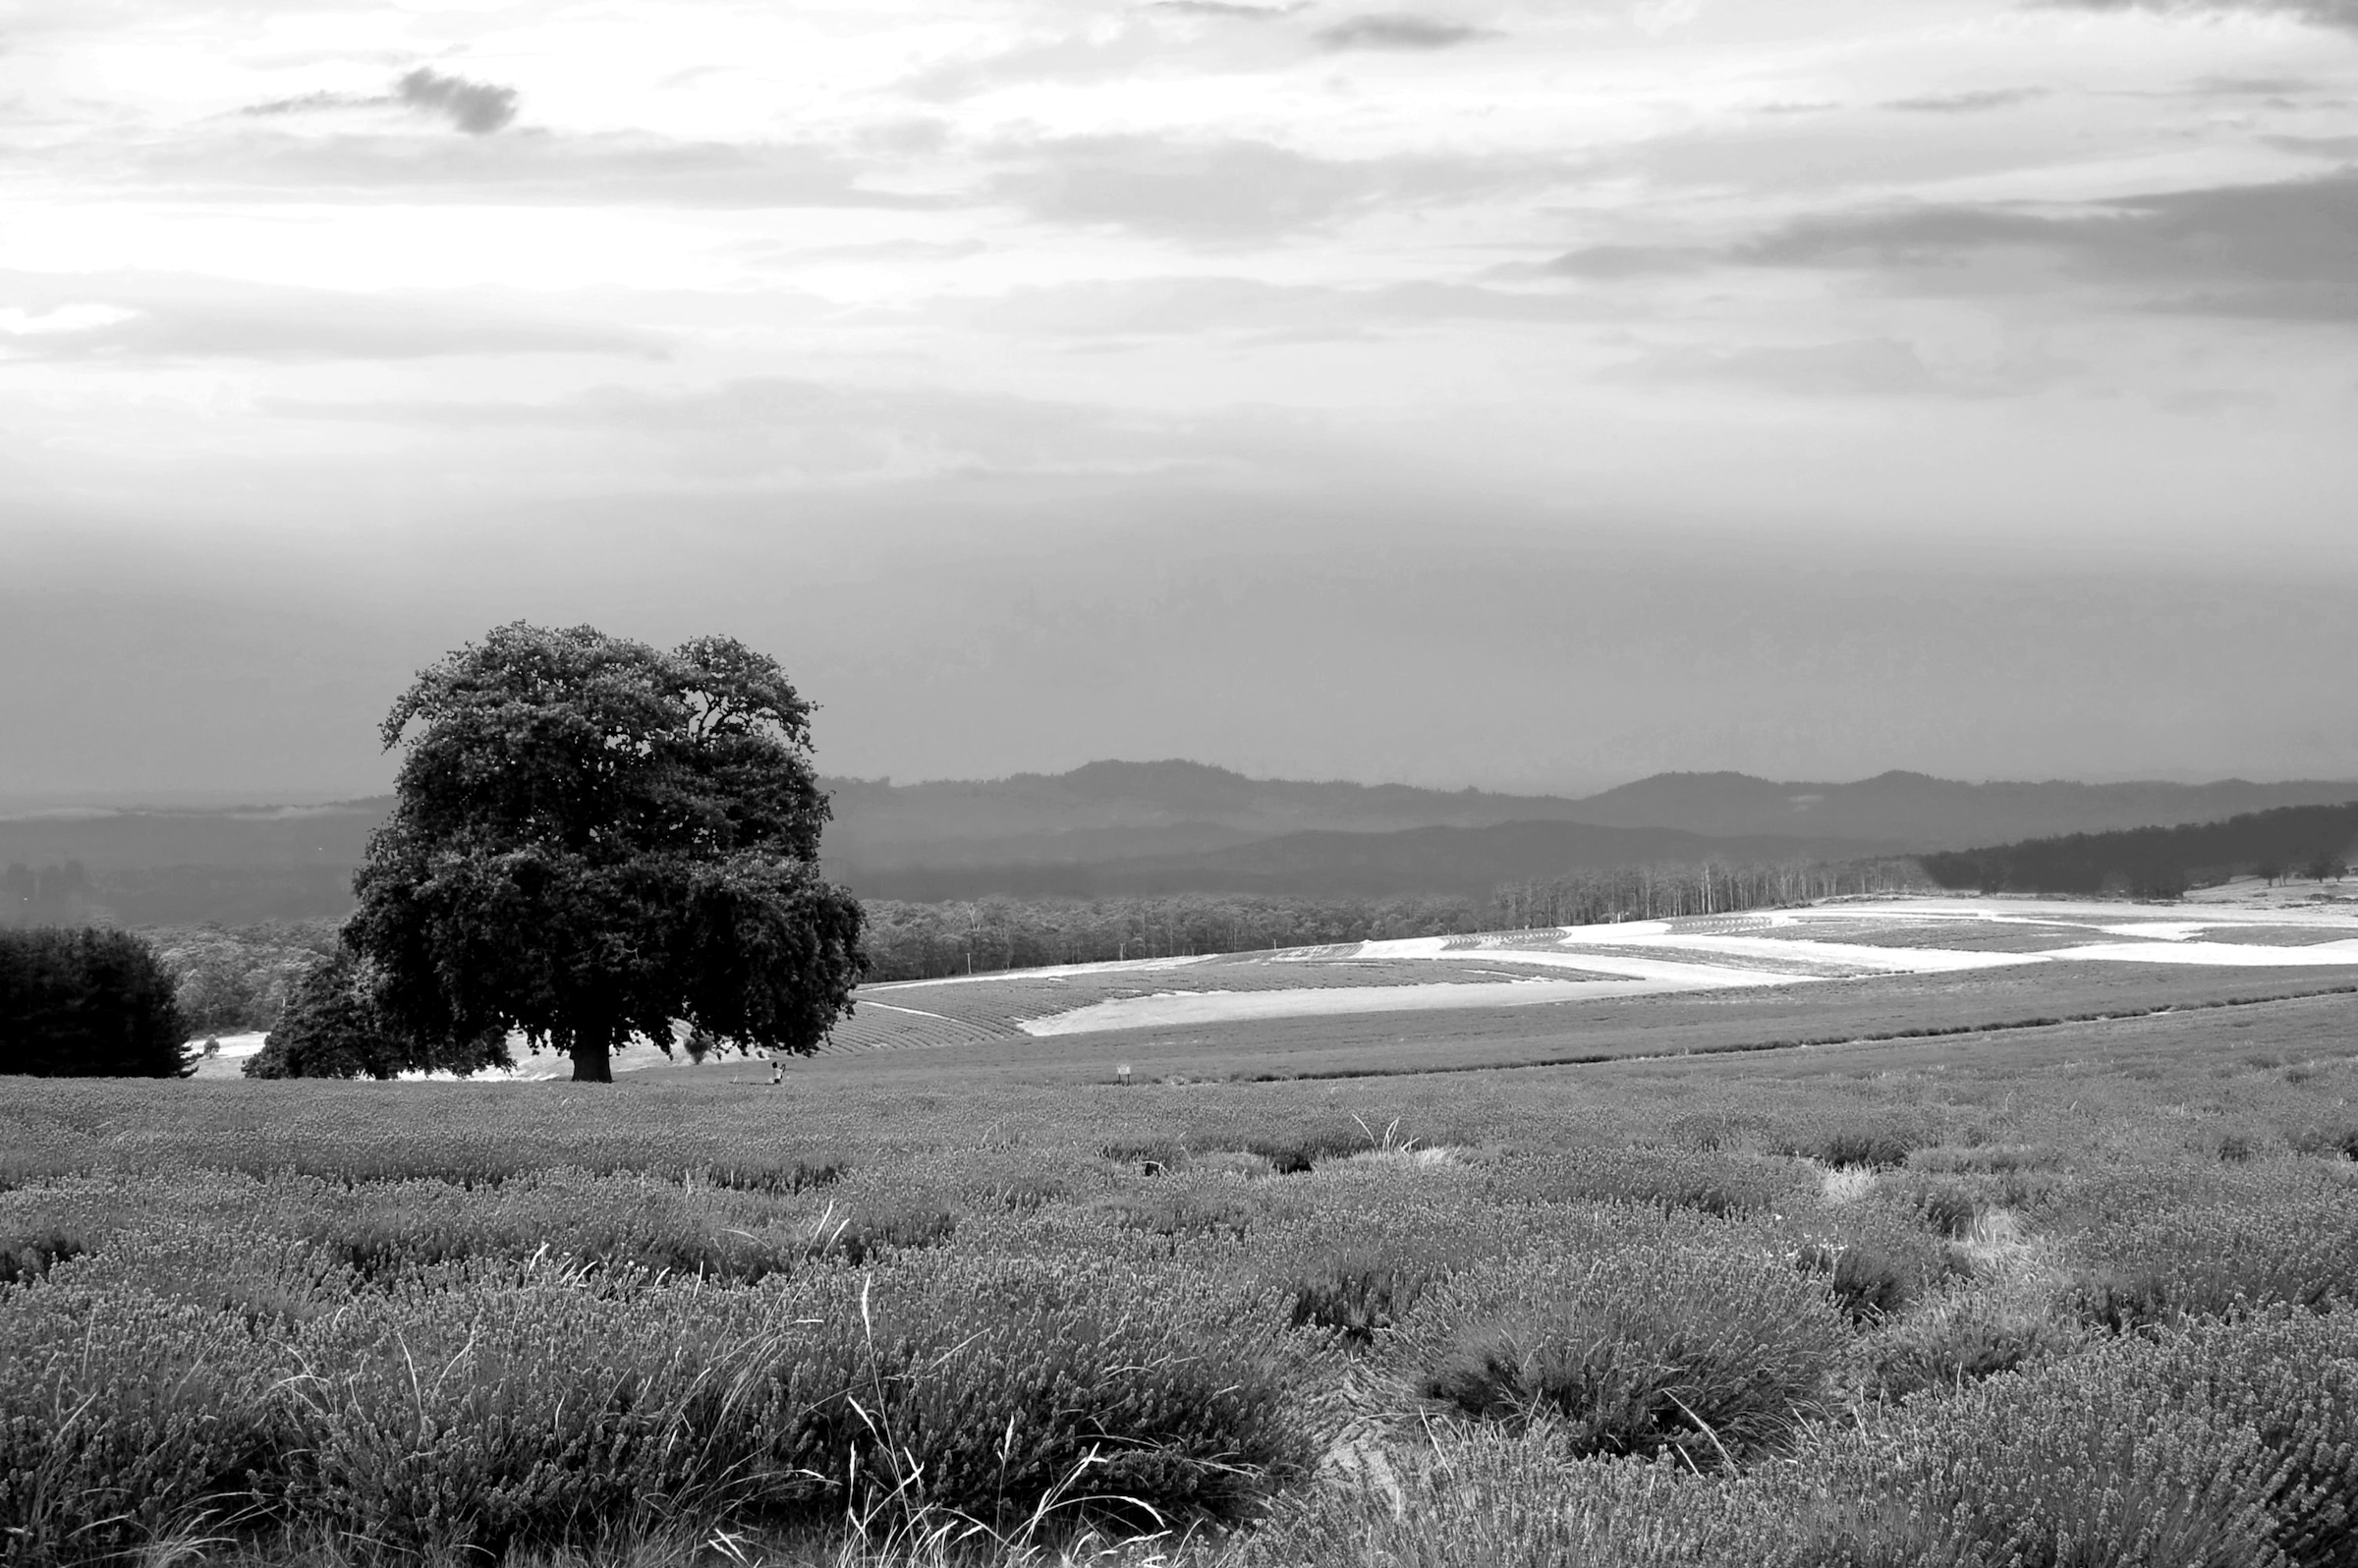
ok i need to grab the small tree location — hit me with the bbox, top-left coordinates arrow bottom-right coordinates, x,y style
0,927 -> 189,1078
346,623 -> 868,1082
244,952 -> 509,1080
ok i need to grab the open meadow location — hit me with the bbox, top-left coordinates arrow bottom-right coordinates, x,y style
8,893 -> 2358,1567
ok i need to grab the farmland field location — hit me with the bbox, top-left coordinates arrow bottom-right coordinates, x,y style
10,894 -> 2358,1567
821,895 -> 2358,1060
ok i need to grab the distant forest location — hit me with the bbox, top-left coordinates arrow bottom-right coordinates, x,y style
860,857 -> 1932,981
1919,802 -> 2358,897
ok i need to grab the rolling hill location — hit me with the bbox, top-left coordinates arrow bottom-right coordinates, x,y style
5,762 -> 2353,924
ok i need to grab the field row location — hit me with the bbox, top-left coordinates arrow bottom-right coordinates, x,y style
5,998 -> 2357,1567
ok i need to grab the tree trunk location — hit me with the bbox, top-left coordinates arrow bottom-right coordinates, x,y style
570,1038 -> 613,1083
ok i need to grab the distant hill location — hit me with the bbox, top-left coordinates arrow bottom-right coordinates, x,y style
1539,769 -> 2358,847
1920,802 -> 2358,897
0,802 -> 389,925
6,761 -> 2353,923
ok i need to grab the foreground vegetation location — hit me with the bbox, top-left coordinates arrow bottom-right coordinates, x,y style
4,986 -> 2356,1567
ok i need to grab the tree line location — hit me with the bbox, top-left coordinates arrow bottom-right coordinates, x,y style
859,857 -> 1935,981
1489,858 -> 1934,929
2,850 -> 1946,1077
1919,801 -> 2358,898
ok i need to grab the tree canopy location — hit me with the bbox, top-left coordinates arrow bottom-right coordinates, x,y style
346,623 -> 868,1082
244,952 -> 512,1081
0,926 -> 189,1078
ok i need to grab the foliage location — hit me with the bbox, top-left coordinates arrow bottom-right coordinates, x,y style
1791,1339 -> 2303,1568
145,922 -> 342,1036
243,953 -> 510,1081
1921,801 -> 2358,897
347,624 -> 867,1082
858,859 -> 1933,982
1403,1226 -> 1848,1467
0,927 -> 187,1079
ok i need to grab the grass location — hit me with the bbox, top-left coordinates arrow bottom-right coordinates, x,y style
3,964 -> 2358,1565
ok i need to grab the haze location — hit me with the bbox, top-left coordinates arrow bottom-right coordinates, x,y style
4,0 -> 2355,806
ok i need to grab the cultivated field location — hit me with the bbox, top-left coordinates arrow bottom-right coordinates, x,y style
834,895 -> 2358,1051
9,903 -> 2358,1566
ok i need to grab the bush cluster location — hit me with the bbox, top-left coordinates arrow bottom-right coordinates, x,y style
0,928 -> 186,1079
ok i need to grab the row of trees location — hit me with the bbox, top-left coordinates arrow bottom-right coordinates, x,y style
1920,802 -> 2358,898
862,894 -> 1493,980
859,858 -> 1935,981
1489,858 -> 1936,929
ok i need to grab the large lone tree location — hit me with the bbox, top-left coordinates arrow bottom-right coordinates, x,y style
347,623 -> 868,1082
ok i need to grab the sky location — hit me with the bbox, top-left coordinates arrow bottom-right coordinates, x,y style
3,0 -> 2355,804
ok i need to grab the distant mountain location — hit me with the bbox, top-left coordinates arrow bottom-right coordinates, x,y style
0,801 -> 388,924
7,761 -> 2353,923
818,759 -> 1612,869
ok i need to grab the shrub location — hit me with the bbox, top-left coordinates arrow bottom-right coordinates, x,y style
1850,1284 -> 2084,1402
1238,1432 -> 1771,1568
1500,1148 -> 1807,1219
759,1253 -> 1311,1535
0,928 -> 187,1079
244,953 -> 508,1081
1776,1116 -> 1927,1171
0,1284 -> 287,1566
2144,1308 -> 2358,1568
1287,1247 -> 1445,1344
1789,1204 -> 1956,1323
2067,1165 -> 2358,1327
2288,1121 -> 2358,1162
1406,1235 -> 1846,1468
1797,1239 -> 1921,1322
277,1268 -> 788,1559
1908,1177 -> 1981,1239
1789,1339 -> 2301,1568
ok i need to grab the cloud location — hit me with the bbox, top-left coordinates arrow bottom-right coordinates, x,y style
1545,244 -> 1713,279
394,68 -> 520,135
1740,169 -> 2358,318
243,89 -> 371,119
2039,0 -> 2358,30
242,67 -> 521,136
262,375 -> 1279,485
1314,13 -> 1494,50
1151,1 -> 1306,14
2268,132 -> 2358,158
91,128 -> 946,210
1605,338 -> 2001,399
922,274 -> 1613,340
0,272 -> 664,363
1883,87 -> 2049,113
988,134 -> 1554,241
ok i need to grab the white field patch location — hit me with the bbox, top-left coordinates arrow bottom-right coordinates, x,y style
1002,896 -> 2358,1039
1018,974 -> 1743,1036
2054,939 -> 2358,968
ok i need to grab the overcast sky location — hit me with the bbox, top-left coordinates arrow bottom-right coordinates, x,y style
4,0 -> 2355,804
